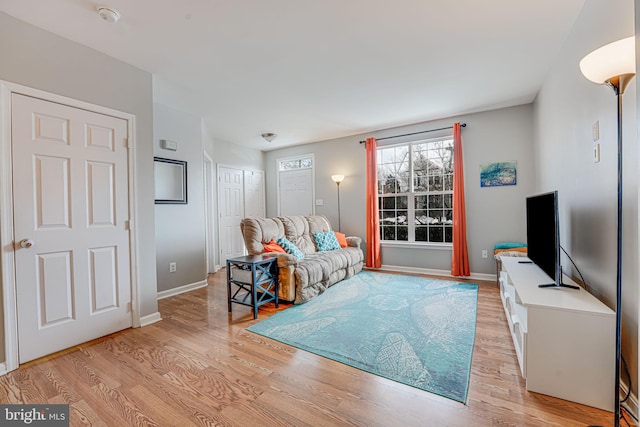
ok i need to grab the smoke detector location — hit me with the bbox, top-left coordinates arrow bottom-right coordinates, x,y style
97,6 -> 121,23
261,133 -> 277,143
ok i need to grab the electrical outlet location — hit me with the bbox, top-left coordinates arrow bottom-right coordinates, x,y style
169,262 -> 177,273
482,250 -> 488,259
592,120 -> 600,141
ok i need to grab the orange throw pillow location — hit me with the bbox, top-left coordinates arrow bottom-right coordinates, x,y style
335,232 -> 348,248
263,239 -> 286,253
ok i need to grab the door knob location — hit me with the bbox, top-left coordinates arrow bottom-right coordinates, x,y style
20,239 -> 35,249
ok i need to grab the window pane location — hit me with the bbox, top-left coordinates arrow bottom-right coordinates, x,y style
398,172 -> 410,193
429,210 -> 444,223
429,227 -> 444,242
444,194 -> 452,209
381,211 -> 397,223
280,157 -> 312,171
442,150 -> 453,174
395,146 -> 409,162
429,176 -> 443,191
415,210 -> 427,224
397,226 -> 408,241
415,227 -> 427,242
397,196 -> 408,209
444,174 -> 453,191
383,177 -> 397,194
428,194 -> 443,208
382,197 -> 395,209
379,148 -> 394,165
444,209 -> 453,223
397,211 -> 408,225
383,226 -> 396,240
415,196 -> 427,210
444,226 -> 452,242
414,172 -> 428,191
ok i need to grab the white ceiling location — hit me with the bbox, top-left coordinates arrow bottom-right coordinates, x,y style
0,0 -> 585,150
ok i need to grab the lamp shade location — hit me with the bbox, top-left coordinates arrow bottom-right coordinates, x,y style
579,36 -> 636,84
331,174 -> 345,184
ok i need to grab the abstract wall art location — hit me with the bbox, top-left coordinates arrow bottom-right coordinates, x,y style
480,161 -> 517,187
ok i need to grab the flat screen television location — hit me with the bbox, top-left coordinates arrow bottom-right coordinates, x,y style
525,191 -> 578,289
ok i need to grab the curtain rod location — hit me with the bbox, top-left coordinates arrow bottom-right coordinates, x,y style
358,123 -> 466,144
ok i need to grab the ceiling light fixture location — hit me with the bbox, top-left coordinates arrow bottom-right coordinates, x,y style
97,6 -> 121,24
261,133 -> 277,143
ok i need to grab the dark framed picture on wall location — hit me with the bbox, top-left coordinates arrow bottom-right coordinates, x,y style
154,157 -> 188,204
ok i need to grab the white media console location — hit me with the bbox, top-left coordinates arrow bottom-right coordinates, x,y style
499,256 -> 615,411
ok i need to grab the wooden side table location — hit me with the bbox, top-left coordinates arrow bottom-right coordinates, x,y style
226,254 -> 279,319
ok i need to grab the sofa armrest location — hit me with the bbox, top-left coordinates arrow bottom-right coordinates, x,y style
346,236 -> 362,249
270,252 -> 299,267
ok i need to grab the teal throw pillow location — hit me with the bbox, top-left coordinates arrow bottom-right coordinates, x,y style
314,231 -> 341,252
276,237 -> 305,259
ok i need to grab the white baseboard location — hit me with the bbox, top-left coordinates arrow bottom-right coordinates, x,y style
139,312 -> 162,327
157,280 -> 208,300
379,264 -> 496,282
207,265 -> 222,274
621,380 -> 638,421
0,362 -> 7,376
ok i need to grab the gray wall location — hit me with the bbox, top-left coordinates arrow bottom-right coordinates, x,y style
265,104 -> 535,276
152,103 -> 266,288
534,0 -> 638,396
153,103 -> 207,292
0,12 -> 159,362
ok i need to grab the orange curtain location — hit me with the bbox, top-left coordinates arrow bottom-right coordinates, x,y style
366,137 -> 381,268
451,123 -> 470,277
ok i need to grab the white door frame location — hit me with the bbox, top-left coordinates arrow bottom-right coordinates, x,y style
203,151 -> 216,273
276,153 -> 316,216
0,81 -> 141,374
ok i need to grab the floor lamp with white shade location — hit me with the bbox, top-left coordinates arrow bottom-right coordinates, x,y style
579,35 -> 635,427
331,174 -> 345,231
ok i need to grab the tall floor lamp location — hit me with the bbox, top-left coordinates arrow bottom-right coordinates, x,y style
331,175 -> 345,231
579,36 -> 636,427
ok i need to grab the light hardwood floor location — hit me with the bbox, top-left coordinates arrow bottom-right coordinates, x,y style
0,269 -> 629,426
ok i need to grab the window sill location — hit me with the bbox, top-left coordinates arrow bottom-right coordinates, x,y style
380,241 -> 452,251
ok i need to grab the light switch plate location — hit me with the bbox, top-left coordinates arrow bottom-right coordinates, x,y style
592,121 -> 600,141
315,199 -> 324,206
593,143 -> 600,163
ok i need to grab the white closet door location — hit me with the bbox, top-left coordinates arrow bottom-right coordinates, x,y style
244,170 -> 265,218
218,166 -> 245,260
12,93 -> 132,363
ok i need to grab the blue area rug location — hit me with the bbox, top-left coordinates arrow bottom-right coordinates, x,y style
247,271 -> 478,403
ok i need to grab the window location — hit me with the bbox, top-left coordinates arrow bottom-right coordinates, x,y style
377,137 -> 454,244
279,156 -> 313,171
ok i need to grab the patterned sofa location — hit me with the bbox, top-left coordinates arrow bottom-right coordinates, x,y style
240,215 -> 364,304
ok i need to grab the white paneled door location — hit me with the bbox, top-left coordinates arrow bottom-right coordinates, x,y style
279,168 -> 314,216
12,94 -> 132,363
218,166 -> 246,260
243,170 -> 265,218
